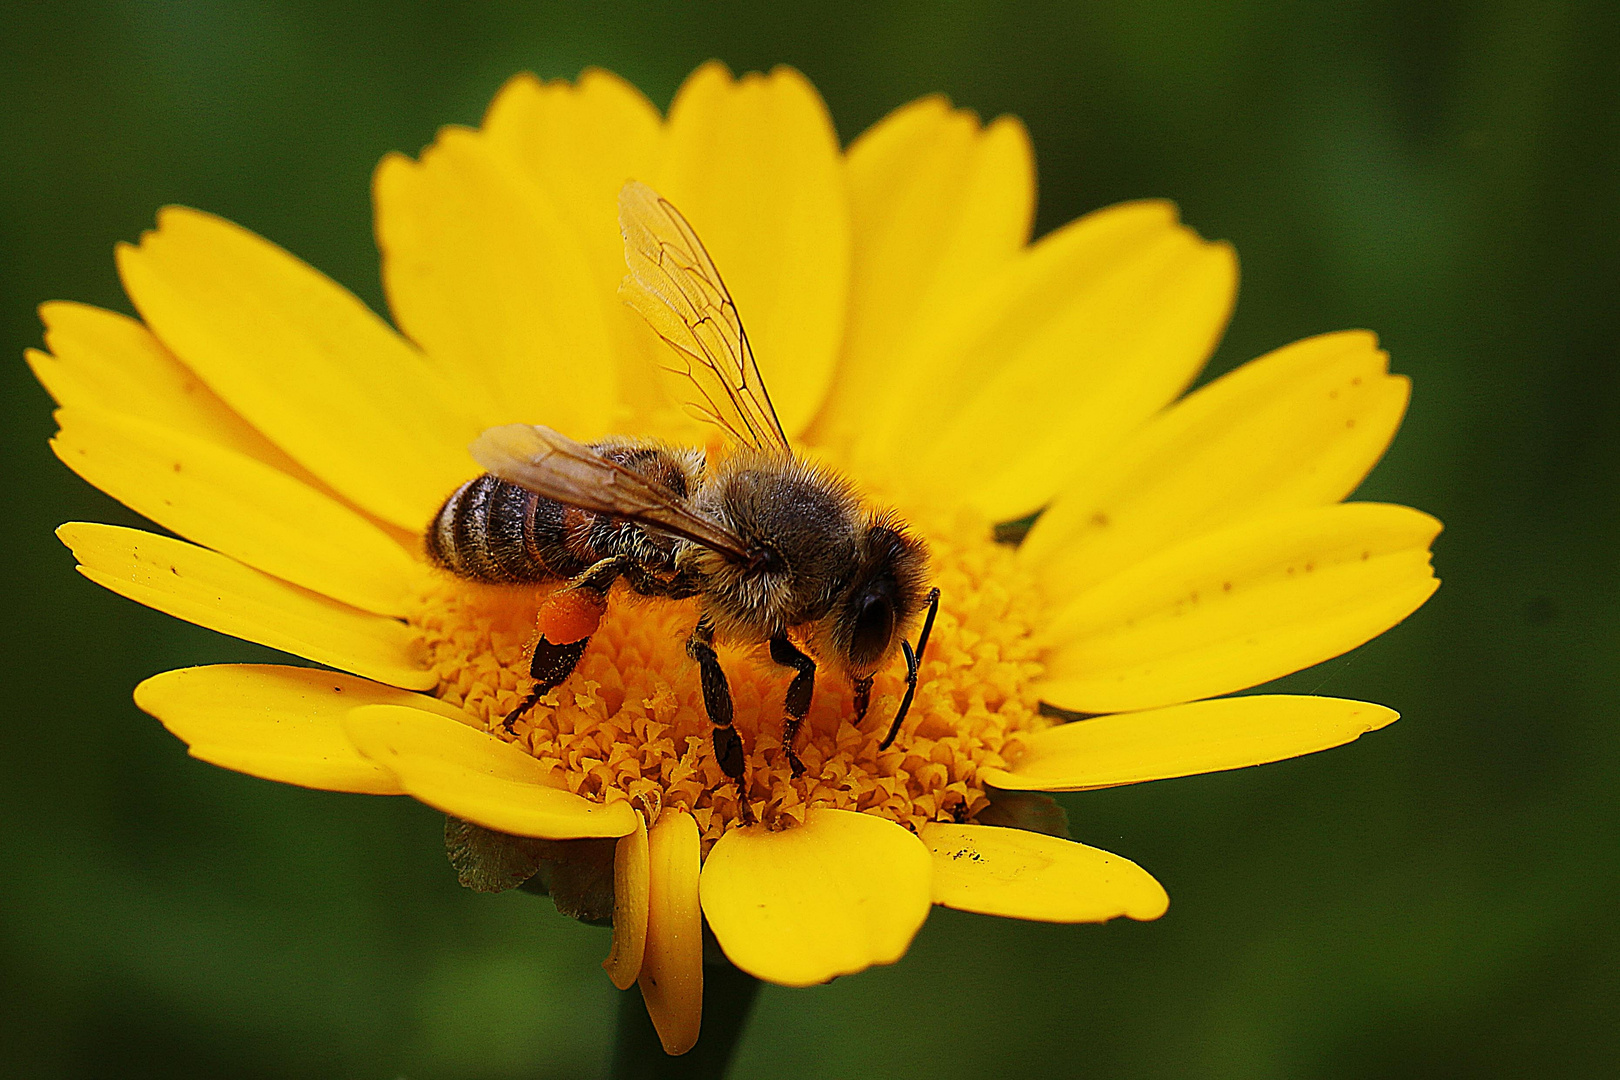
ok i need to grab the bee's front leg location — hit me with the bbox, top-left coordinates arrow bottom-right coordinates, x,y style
878,586 -> 942,750
768,634 -> 816,778
687,617 -> 746,788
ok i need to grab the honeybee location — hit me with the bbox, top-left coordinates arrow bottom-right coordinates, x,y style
426,181 -> 939,785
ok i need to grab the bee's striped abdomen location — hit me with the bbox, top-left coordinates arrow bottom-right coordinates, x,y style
425,440 -> 701,587
426,474 -> 590,584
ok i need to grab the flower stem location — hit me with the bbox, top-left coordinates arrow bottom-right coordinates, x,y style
608,960 -> 761,1079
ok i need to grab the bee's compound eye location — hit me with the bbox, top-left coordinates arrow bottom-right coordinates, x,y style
850,593 -> 897,669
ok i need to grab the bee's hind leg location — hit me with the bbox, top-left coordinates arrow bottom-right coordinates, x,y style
503,556 -> 646,733
502,636 -> 592,732
768,634 -> 816,778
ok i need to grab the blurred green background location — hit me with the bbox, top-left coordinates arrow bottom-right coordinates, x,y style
3,2 -> 1617,1077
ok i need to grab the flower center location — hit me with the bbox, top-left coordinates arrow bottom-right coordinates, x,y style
410,507 -> 1048,847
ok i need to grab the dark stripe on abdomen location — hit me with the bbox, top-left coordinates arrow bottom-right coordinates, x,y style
427,475 -> 590,584
482,479 -> 536,579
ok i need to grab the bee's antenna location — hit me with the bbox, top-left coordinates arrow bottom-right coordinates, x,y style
879,587 -> 941,751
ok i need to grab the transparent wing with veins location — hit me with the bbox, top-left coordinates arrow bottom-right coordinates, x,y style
469,423 -> 753,562
617,180 -> 792,456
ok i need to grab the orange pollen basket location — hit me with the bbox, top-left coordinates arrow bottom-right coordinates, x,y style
537,588 -> 609,645
408,511 -> 1051,848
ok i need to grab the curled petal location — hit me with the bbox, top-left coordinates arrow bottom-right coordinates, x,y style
135,664 -> 470,794
343,704 -> 636,839
700,808 -> 931,987
603,813 -> 651,990
638,809 -> 704,1055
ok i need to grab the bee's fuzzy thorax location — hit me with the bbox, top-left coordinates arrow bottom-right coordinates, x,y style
686,449 -> 868,647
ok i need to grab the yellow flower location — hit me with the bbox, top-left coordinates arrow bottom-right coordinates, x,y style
29,62 -> 1439,1055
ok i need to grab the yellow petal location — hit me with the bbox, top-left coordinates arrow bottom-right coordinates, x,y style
52,407 -> 417,616
862,201 -> 1237,520
657,63 -> 848,438
480,70 -> 673,431
28,302 -> 313,481
116,207 -> 484,530
919,823 -> 1168,922
133,664 -> 471,794
604,813 -> 651,991
482,69 -> 662,292
699,807 -> 931,987
1023,330 -> 1412,599
639,809 -> 704,1055
343,704 -> 637,839
810,96 -> 1033,453
985,695 -> 1397,792
374,126 -> 620,437
1039,503 -> 1441,713
58,522 -> 433,691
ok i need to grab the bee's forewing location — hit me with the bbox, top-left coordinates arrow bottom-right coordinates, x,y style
469,424 -> 752,561
617,180 -> 792,456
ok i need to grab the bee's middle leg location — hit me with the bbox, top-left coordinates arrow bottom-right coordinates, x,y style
687,617 -> 746,790
768,634 -> 816,778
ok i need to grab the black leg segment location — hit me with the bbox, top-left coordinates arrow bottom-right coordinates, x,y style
879,586 -> 941,751
532,634 -> 592,683
769,634 -> 816,777
687,618 -> 745,785
712,726 -> 745,787
503,635 -> 591,732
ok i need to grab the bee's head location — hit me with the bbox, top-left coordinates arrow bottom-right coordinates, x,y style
817,512 -> 930,678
